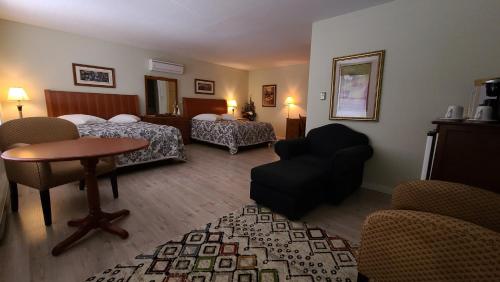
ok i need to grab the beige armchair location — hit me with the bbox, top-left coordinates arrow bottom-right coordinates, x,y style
357,180 -> 500,282
0,117 -> 118,226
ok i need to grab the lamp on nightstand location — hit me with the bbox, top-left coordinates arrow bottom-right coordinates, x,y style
285,96 -> 294,118
8,87 -> 30,118
228,100 -> 237,116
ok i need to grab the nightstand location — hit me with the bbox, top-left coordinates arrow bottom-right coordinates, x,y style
286,116 -> 307,139
141,115 -> 191,144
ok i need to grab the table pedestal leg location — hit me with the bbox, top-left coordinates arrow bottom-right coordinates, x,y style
52,158 -> 130,256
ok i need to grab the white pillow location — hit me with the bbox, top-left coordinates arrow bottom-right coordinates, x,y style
221,114 -> 236,121
108,114 -> 140,123
193,113 -> 221,121
58,114 -> 106,125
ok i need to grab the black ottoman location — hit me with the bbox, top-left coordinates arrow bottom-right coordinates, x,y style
250,156 -> 329,219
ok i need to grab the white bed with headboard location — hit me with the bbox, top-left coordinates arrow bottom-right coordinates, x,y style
183,97 -> 276,154
45,90 -> 186,166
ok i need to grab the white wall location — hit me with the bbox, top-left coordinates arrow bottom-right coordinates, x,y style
0,19 -> 249,120
249,64 -> 309,138
307,0 -> 500,193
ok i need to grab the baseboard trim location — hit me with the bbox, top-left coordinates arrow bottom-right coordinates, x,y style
362,182 -> 393,194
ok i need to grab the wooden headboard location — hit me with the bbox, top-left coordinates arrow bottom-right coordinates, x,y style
182,97 -> 227,119
45,90 -> 140,119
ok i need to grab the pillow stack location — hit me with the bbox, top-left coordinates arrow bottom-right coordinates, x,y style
58,114 -> 141,125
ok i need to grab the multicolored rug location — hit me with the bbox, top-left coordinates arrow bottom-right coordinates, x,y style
85,205 -> 358,281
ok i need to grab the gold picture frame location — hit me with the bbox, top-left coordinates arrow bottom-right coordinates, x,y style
262,84 -> 277,107
329,50 -> 385,121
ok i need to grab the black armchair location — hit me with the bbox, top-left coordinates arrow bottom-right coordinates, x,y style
250,123 -> 373,219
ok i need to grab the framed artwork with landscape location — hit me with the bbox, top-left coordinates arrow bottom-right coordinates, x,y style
330,50 -> 385,121
72,63 -> 116,88
194,79 -> 215,95
262,84 -> 277,107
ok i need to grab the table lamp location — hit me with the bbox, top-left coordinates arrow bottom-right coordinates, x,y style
285,96 -> 294,118
8,87 -> 30,118
228,100 -> 237,116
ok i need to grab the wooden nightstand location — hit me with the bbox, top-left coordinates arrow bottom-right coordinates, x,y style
285,116 -> 307,139
141,115 -> 191,144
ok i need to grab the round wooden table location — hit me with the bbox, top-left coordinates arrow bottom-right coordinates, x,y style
1,137 -> 149,256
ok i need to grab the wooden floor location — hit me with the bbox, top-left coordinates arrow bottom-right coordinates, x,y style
0,144 -> 390,282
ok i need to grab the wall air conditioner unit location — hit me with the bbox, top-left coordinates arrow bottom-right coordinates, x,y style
149,59 -> 184,75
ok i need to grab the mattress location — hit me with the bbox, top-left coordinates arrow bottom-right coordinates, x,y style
191,119 -> 276,154
77,122 -> 186,167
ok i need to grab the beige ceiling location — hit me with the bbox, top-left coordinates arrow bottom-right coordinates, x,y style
0,0 -> 390,70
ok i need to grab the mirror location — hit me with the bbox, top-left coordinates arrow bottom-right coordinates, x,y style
145,75 -> 178,115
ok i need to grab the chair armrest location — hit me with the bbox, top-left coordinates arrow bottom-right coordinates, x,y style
80,136 -> 115,167
331,145 -> 373,171
4,160 -> 51,189
6,143 -> 30,150
392,180 -> 500,232
274,138 -> 308,160
3,143 -> 52,189
358,210 -> 500,281
99,156 -> 116,169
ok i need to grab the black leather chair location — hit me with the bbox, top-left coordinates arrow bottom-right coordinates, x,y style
250,124 -> 373,219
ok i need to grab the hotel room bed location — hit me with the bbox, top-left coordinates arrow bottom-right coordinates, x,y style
45,89 -> 186,167
191,119 -> 276,154
77,122 -> 185,167
183,97 -> 276,154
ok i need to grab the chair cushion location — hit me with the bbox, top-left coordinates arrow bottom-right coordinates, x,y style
48,159 -> 114,188
251,154 -> 330,196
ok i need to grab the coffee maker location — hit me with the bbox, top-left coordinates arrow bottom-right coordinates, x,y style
483,78 -> 500,120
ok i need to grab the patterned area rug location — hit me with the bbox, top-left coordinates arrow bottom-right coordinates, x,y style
85,205 -> 358,281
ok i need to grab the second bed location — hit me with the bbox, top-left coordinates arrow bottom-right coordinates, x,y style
183,98 -> 276,154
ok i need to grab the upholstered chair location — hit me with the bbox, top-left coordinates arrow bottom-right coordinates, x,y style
251,123 -> 373,219
357,180 -> 500,282
0,117 -> 118,226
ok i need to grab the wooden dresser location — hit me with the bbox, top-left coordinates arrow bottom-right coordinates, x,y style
430,120 -> 500,193
285,116 -> 306,139
141,115 -> 191,144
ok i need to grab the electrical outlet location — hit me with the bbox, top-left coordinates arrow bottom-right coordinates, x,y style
320,92 -> 327,100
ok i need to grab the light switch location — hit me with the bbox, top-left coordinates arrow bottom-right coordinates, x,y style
320,92 -> 327,100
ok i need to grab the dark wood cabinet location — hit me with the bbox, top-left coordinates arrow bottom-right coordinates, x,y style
431,120 -> 500,193
141,115 -> 191,144
286,118 -> 300,139
286,116 -> 307,140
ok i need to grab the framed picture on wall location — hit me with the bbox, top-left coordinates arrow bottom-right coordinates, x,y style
329,50 -> 385,121
262,84 -> 277,107
194,79 -> 215,95
72,63 -> 116,88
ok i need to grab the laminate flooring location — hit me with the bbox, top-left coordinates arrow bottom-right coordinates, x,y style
0,144 -> 390,282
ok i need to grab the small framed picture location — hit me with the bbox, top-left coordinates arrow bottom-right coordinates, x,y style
262,84 -> 277,107
195,79 -> 215,95
72,63 -> 116,88
330,50 -> 385,121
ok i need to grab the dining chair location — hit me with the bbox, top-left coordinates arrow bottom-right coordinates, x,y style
0,117 -> 118,226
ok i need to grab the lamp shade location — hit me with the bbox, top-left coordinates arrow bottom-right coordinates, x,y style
8,88 -> 30,101
285,96 -> 294,105
228,100 -> 237,108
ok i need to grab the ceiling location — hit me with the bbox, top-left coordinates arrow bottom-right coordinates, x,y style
0,0 -> 390,70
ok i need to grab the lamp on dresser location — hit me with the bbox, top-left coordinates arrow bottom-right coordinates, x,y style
228,100 -> 237,116
7,87 -> 30,118
285,96 -> 294,118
